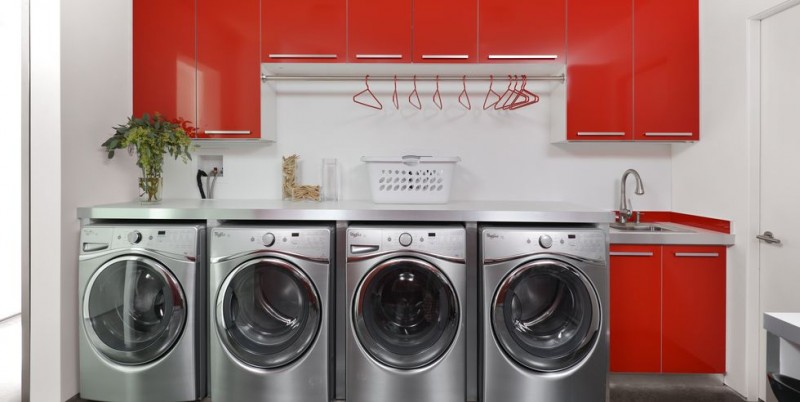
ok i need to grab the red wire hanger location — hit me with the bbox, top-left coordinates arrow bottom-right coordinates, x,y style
459,75 -> 471,110
483,75 -> 502,110
353,75 -> 383,110
409,75 -> 422,110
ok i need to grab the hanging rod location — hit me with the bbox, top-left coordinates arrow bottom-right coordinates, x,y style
260,74 -> 565,83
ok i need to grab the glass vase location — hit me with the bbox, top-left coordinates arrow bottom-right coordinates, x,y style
139,176 -> 163,203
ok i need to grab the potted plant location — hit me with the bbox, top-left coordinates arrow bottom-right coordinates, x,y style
102,113 -> 195,203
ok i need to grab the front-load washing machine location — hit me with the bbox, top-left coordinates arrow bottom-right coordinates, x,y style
346,225 -> 466,402
78,223 -> 206,402
209,225 -> 332,402
480,226 -> 609,402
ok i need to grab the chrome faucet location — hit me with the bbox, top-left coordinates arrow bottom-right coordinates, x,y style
618,169 -> 645,224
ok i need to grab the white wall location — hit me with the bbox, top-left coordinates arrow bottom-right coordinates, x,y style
163,80 -> 673,211
59,0 -> 137,400
672,0 -> 786,400
0,0 -> 23,321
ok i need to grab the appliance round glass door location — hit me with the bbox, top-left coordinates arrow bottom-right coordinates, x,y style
353,257 -> 459,369
83,255 -> 186,365
492,259 -> 601,372
217,257 -> 321,369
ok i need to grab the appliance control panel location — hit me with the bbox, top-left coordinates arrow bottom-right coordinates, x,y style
210,227 -> 331,260
347,226 -> 465,259
80,225 -> 200,258
482,227 -> 607,262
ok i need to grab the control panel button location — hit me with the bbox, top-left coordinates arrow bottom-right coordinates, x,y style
399,233 -> 413,247
127,231 -> 142,244
262,233 -> 276,247
539,234 -> 553,249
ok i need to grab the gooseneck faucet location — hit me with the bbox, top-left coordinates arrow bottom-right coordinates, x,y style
619,169 -> 645,224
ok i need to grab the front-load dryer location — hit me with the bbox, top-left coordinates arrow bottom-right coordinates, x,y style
78,223 -> 206,402
480,226 -> 609,402
346,225 -> 466,402
209,225 -> 332,402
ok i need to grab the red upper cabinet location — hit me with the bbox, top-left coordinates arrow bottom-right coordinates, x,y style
348,0 -> 412,63
262,0 -> 346,63
662,246 -> 726,373
413,0 -> 477,63
196,0 -> 261,139
633,0 -> 699,141
133,0 -> 195,123
479,0 -> 565,63
610,245 -> 662,373
566,0 -> 634,140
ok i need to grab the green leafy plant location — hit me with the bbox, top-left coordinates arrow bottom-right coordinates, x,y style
102,113 -> 195,201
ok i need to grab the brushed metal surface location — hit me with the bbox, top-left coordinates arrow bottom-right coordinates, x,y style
209,225 -> 332,402
609,222 -> 734,246
480,226 -> 609,402
345,225 -> 467,402
78,224 -> 206,402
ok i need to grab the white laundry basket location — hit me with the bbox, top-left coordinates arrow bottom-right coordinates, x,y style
362,155 -> 461,204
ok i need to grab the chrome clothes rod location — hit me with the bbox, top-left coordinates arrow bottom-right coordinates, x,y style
261,74 -> 565,83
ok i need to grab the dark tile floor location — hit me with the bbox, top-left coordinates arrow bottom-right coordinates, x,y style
610,382 -> 746,402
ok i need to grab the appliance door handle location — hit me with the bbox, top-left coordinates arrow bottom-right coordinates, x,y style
609,252 -> 654,257
674,252 -> 720,258
577,132 -> 626,136
488,55 -> 558,60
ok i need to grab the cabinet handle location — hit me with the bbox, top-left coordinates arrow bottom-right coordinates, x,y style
644,132 -> 694,137
488,54 -> 558,60
204,130 -> 251,135
422,55 -> 469,60
577,132 -> 626,136
356,54 -> 403,59
674,252 -> 720,258
268,54 -> 337,59
609,252 -> 654,257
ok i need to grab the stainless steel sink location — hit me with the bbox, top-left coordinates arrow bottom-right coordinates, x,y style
610,223 -> 691,233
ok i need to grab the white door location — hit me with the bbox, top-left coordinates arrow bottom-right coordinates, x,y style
759,3 -> 800,400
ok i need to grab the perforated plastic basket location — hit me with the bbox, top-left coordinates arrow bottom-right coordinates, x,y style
362,155 -> 461,204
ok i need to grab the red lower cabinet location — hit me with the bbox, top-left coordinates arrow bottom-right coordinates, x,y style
662,246 -> 726,373
610,244 -> 726,373
610,245 -> 662,372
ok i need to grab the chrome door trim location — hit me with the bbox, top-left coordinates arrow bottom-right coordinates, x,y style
353,257 -> 460,369
82,255 -> 187,365
484,251 -> 605,266
491,258 -> 601,372
216,257 -> 321,369
211,249 -> 330,264
347,250 -> 466,264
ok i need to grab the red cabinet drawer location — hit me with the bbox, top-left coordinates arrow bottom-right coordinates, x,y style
566,0 -> 634,141
262,0 -> 346,62
479,0 -> 565,63
633,0 -> 699,141
610,245 -> 662,372
662,246 -> 725,373
413,0 -> 477,63
197,0 -> 261,138
348,0 -> 412,63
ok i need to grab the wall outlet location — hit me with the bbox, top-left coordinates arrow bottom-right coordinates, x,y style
198,155 -> 223,177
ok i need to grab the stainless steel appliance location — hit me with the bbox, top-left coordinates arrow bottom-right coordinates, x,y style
209,225 -> 332,402
345,225 -> 466,402
78,223 -> 206,402
480,227 -> 609,402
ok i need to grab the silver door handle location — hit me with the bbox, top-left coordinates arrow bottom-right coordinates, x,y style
644,132 -> 694,137
356,54 -> 403,59
268,54 -> 338,59
757,231 -> 781,244
609,252 -> 654,257
577,132 -> 626,136
674,252 -> 720,258
422,55 -> 469,59
488,55 -> 558,60
204,130 -> 251,135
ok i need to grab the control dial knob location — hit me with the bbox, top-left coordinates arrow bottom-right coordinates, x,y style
127,231 -> 143,244
262,233 -> 276,247
539,234 -> 553,249
398,233 -> 413,247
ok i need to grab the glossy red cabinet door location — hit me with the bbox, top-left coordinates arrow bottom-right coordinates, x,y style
566,0 -> 633,141
610,245 -> 662,372
662,246 -> 725,373
133,0 -> 195,123
413,0 -> 477,63
633,0 -> 699,141
197,0 -> 261,138
479,0 -> 565,63
348,0 -> 412,63
262,0 -> 346,63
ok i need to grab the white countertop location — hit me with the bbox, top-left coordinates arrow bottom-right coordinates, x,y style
764,313 -> 800,345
